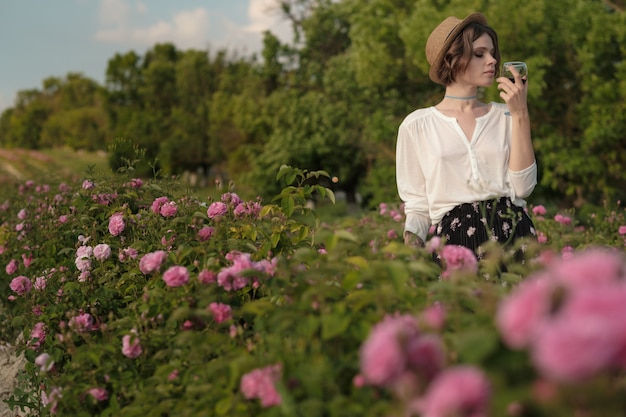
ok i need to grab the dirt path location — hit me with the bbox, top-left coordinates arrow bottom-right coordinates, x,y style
0,341 -> 25,417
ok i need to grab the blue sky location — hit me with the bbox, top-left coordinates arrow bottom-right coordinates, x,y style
0,0 -> 293,113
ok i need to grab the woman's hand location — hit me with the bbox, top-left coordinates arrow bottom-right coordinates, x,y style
497,64 -> 528,116
404,231 -> 424,248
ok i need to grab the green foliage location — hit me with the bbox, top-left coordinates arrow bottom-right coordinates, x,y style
1,166 -> 626,416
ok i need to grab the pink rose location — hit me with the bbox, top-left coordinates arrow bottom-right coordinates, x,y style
5,259 -> 18,275
159,201 -> 178,217
197,226 -> 215,242
417,366 -> 490,417
151,196 -> 169,215
359,314 -> 420,386
93,243 -> 112,261
440,245 -> 478,279
496,276 -> 553,349
420,303 -> 446,331
532,205 -> 547,216
554,214 -> 571,226
240,364 -> 282,408
69,313 -> 94,333
82,179 -> 95,190
139,250 -> 168,274
17,208 -> 27,220
87,387 -> 108,402
209,302 -> 232,323
207,201 -> 228,219
532,285 -> 626,381
162,265 -> 189,287
10,275 -> 32,295
29,322 -> 46,349
551,248 -> 624,289
197,269 -> 217,284
122,333 -> 142,358
108,213 -> 125,236
35,353 -> 54,372
619,225 -> 626,236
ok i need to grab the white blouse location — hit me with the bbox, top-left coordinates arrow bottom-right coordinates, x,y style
396,102 -> 537,241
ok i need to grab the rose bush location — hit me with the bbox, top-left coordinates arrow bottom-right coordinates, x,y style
1,166 -> 625,416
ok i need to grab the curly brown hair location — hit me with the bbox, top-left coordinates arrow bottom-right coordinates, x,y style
434,22 -> 501,86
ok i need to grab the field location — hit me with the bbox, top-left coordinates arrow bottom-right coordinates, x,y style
1,149 -> 626,417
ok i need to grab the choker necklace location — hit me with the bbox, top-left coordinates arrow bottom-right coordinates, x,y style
444,94 -> 477,100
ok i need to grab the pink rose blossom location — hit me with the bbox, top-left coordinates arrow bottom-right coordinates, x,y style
420,303 -> 446,331
554,214 -> 571,226
76,245 -> 93,259
533,285 -> 626,381
69,313 -> 94,333
41,386 -> 62,414
119,247 -> 138,262
221,192 -> 242,206
139,250 -> 168,274
122,333 -> 142,358
129,178 -> 143,188
551,248 -> 624,289
359,314 -> 420,386
82,179 -> 95,190
151,196 -> 169,215
87,387 -> 108,402
532,205 -> 547,216
5,259 -> 18,275
387,229 -> 398,239
35,353 -> 54,372
619,225 -> 626,235
197,269 -> 217,284
440,245 -> 478,279
197,226 -> 215,242
10,275 -> 32,295
379,202 -> 388,216
497,276 -> 553,349
108,213 -> 125,236
240,364 -> 282,408
209,302 -> 233,323
537,232 -> 548,244
405,333 -> 446,380
162,265 -> 189,287
207,201 -> 228,219
168,369 -> 179,381
426,236 -> 442,254
17,208 -> 28,220
22,253 -> 33,268
159,201 -> 178,217
75,257 -> 92,272
29,322 -> 46,349
417,366 -> 490,417
93,243 -> 112,261
58,214 -> 68,224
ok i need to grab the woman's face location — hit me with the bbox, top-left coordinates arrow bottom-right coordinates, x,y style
457,33 -> 497,87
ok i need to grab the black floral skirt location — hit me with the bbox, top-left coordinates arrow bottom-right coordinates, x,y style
435,197 -> 536,258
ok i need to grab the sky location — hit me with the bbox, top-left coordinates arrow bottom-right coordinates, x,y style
0,0 -> 294,114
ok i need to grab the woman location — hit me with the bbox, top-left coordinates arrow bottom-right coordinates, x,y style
396,13 -> 537,258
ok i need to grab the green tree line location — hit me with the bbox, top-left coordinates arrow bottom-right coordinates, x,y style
1,0 -> 625,207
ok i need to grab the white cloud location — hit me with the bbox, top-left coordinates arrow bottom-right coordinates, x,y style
93,0 -> 293,55
246,0 -> 292,43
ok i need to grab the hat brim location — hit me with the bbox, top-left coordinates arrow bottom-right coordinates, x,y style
429,13 -> 488,85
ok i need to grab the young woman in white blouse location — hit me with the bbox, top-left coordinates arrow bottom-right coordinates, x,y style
396,12 -> 537,258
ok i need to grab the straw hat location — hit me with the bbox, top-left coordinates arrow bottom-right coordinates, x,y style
426,12 -> 488,85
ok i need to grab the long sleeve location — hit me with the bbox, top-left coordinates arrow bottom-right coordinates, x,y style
508,162 -> 537,199
396,122 -> 432,241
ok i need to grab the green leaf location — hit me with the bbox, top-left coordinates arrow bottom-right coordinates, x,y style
451,329 -> 499,364
282,196 -> 295,217
321,314 -> 351,340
